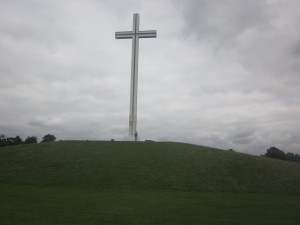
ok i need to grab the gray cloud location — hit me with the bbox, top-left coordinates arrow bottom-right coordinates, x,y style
176,0 -> 272,44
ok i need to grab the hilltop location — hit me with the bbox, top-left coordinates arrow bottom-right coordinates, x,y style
1,141 -> 300,193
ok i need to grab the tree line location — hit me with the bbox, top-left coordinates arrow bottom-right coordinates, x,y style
263,146 -> 300,163
0,134 -> 56,147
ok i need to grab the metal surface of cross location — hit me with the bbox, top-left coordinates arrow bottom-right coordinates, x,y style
115,13 -> 157,141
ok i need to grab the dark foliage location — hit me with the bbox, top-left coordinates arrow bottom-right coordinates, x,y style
264,147 -> 286,160
25,136 -> 38,144
14,136 -> 23,144
1,133 -> 57,147
0,134 -> 6,147
264,147 -> 300,163
42,134 -> 56,143
6,136 -> 23,145
286,152 -> 300,163
0,135 -> 23,147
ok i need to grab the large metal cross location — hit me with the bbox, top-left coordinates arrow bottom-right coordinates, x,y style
115,13 -> 157,141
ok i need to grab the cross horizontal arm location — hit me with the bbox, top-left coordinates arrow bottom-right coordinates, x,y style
115,31 -> 134,39
137,30 -> 157,38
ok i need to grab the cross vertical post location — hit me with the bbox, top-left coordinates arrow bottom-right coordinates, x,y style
115,13 -> 157,141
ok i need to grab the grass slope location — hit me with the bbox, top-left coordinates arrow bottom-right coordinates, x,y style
1,141 -> 300,193
0,141 -> 300,225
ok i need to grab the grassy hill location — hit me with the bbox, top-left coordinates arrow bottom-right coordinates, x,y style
0,141 -> 300,225
1,141 -> 300,193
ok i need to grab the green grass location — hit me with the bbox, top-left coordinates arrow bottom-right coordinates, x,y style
1,141 -> 300,224
1,184 -> 300,225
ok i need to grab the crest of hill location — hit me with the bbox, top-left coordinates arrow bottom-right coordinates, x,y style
0,141 -> 300,193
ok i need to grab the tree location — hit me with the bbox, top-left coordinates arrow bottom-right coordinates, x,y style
263,147 -> 300,164
286,152 -> 300,163
264,147 -> 286,160
14,136 -> 23,145
25,136 -> 37,144
0,135 -> 23,147
42,134 -> 56,142
6,136 -> 22,145
295,154 -> 300,163
286,152 -> 296,162
0,134 -> 7,147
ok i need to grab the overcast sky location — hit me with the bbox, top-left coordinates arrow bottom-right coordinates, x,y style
1,0 -> 300,155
